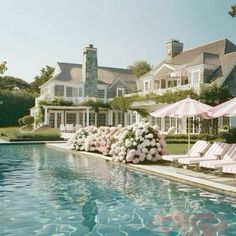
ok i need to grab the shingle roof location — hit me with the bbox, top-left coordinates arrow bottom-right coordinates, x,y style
42,62 -> 137,87
141,38 -> 236,85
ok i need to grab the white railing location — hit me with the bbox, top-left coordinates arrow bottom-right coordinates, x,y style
125,84 -> 192,97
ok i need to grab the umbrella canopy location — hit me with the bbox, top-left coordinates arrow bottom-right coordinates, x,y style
150,96 -> 213,152
150,96 -> 213,118
210,97 -> 236,118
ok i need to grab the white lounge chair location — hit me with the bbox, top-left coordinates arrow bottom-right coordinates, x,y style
178,142 -> 230,167
162,140 -> 211,164
222,164 -> 236,176
199,144 -> 236,170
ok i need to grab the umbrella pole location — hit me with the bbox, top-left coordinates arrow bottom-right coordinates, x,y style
188,117 -> 190,153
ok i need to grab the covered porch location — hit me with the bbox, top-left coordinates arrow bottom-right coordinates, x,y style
42,105 -> 139,131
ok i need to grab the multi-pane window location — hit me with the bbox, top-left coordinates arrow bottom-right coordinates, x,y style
97,113 -> 106,126
49,113 -> 55,127
66,87 -> 73,97
66,113 -> 76,124
191,71 -> 200,92
165,117 -> 170,132
97,89 -> 105,98
73,88 -> 79,97
79,87 -> 83,97
89,113 -> 96,126
55,85 -> 64,97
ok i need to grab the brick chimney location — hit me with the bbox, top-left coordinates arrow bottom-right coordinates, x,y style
166,39 -> 183,60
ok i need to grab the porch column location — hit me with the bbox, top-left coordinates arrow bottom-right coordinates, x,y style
115,111 -> 118,126
108,110 -> 113,126
44,107 -> 48,125
161,117 -> 165,132
124,112 -> 128,127
135,111 -> 139,124
82,112 -> 85,127
86,107 -> 90,126
95,113 -> 97,126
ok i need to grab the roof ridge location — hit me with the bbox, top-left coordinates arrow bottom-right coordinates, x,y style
181,38 -> 227,54
57,62 -> 82,66
98,65 -> 131,72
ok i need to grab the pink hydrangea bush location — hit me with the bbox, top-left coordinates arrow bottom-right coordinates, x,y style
96,126 -> 119,155
67,126 -> 97,151
68,119 -> 165,164
109,119 -> 165,163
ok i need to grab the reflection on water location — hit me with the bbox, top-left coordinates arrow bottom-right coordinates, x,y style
1,145 -> 236,235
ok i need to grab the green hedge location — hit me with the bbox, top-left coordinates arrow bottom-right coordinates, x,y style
165,134 -> 216,141
225,127 -> 236,143
0,91 -> 35,126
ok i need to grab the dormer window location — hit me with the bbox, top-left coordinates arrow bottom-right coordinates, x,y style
117,88 -> 125,97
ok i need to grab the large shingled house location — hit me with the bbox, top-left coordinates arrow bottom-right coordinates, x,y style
30,44 -> 138,130
135,38 -> 236,133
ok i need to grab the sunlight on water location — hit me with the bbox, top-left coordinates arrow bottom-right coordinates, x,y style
1,145 -> 236,235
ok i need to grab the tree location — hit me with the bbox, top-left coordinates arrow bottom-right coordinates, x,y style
0,90 -> 35,126
30,65 -> 55,93
0,61 -> 7,74
200,83 -> 232,135
229,4 -> 236,17
0,76 -> 30,91
128,60 -> 151,77
199,83 -> 232,106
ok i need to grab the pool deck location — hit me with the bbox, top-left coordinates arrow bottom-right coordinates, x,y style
1,139 -> 236,196
46,142 -> 236,197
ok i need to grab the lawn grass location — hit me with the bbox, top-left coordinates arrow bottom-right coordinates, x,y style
165,143 -> 191,155
0,126 -> 62,141
0,127 -> 19,140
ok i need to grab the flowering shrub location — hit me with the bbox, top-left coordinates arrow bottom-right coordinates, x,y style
109,119 -> 165,163
68,119 -> 165,164
67,126 -> 97,151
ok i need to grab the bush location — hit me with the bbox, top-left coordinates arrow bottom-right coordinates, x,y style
165,134 -> 216,141
225,127 -> 236,143
0,90 -> 35,126
22,115 -> 34,125
218,130 -> 229,139
18,118 -> 24,127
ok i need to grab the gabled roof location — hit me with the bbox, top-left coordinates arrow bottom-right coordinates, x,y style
41,62 -> 137,88
140,38 -> 236,85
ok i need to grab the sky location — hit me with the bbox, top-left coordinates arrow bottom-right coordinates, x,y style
0,0 -> 236,82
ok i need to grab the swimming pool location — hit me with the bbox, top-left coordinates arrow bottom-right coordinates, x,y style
1,145 -> 236,235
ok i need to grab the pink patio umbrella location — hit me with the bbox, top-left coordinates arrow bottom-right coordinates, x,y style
150,96 -> 213,152
210,97 -> 236,118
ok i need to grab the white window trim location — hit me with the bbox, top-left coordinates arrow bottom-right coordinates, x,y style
116,88 -> 125,97
143,80 -> 151,92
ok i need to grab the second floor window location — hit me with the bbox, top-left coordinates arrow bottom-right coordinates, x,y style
97,89 -> 105,98
191,71 -> 200,90
55,85 -> 64,97
66,87 -> 73,97
79,87 -> 83,97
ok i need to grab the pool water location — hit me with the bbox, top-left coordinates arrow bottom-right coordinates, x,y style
1,145 -> 236,235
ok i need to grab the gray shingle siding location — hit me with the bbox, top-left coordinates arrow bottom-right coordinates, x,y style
223,65 -> 236,96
